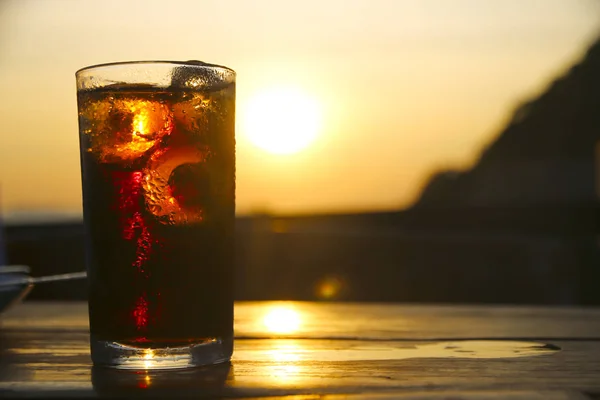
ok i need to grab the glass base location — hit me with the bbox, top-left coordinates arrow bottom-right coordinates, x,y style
91,336 -> 233,370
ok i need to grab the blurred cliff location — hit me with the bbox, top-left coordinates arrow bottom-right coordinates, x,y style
3,38 -> 600,305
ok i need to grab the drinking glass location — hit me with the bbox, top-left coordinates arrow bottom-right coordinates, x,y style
76,61 -> 235,369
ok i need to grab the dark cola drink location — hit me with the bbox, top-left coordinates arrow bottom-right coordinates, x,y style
76,62 -> 235,369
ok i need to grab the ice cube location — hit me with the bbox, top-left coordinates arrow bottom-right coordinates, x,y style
142,145 -> 208,225
80,97 -> 173,163
172,92 -> 212,131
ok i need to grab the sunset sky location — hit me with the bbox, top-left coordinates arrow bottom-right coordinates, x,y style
0,0 -> 599,217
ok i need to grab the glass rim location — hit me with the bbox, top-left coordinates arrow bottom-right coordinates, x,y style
75,60 -> 236,77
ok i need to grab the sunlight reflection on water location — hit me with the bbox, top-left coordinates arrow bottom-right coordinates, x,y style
236,301 -> 349,338
262,306 -> 302,334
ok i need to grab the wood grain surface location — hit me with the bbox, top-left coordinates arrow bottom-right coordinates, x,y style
0,301 -> 599,399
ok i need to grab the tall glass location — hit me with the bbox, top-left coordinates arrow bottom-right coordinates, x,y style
76,61 -> 235,369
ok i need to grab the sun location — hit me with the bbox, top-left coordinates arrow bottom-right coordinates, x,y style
242,87 -> 321,155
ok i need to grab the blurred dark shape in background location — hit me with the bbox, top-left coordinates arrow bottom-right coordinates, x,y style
3,38 -> 600,305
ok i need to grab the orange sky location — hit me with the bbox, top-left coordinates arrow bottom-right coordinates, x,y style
0,0 -> 599,217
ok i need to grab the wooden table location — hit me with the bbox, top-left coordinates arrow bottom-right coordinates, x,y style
1,301 -> 599,399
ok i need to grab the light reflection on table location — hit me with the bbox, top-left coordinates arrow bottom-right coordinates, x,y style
1,301 -> 597,398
